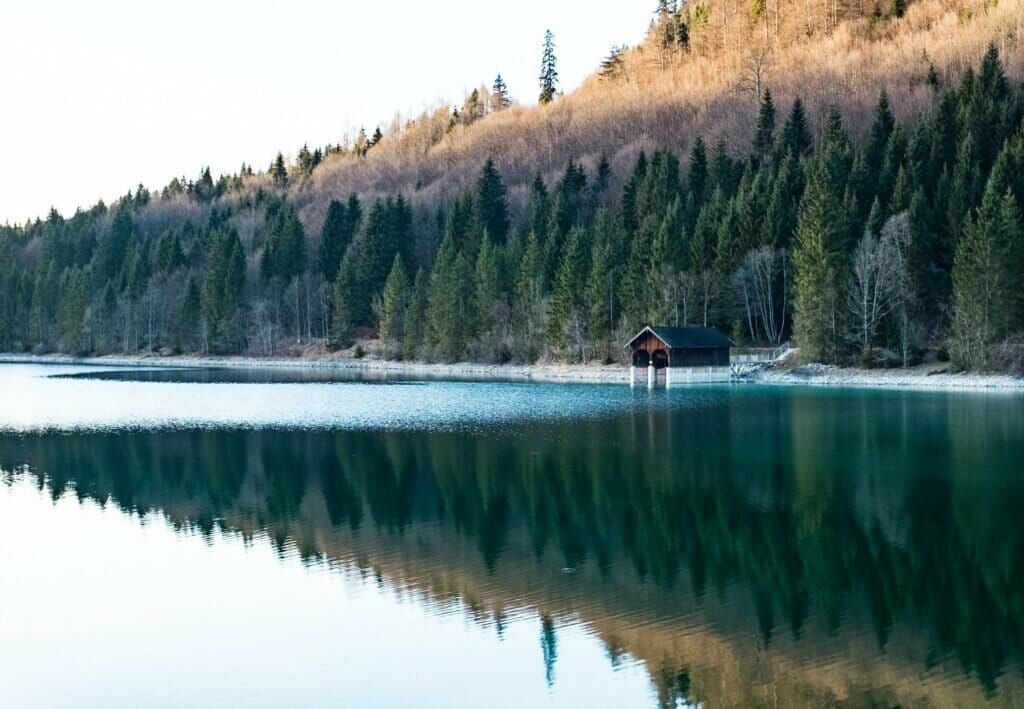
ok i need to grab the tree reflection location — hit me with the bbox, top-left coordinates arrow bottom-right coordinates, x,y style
1,388 -> 1022,701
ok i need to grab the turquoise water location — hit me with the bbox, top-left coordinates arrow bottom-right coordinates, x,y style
1,363 -> 1023,707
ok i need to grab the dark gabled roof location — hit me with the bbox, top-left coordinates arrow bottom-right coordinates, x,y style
624,325 -> 734,349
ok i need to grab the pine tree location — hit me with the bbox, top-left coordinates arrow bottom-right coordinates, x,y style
600,46 -> 626,80
547,225 -> 586,355
426,233 -> 465,360
262,207 -> 306,282
378,255 -> 410,354
202,228 -> 246,353
866,90 -> 895,175
586,235 -> 614,360
176,277 -> 201,351
752,89 -> 776,166
491,74 -> 512,111
792,167 -> 843,363
474,159 -> 511,243
515,230 -> 546,359
270,153 -> 288,188
331,252 -> 358,348
780,97 -> 813,158
539,30 -> 558,105
474,232 -> 501,338
949,187 -> 1023,368
318,199 -> 349,282
403,268 -> 428,360
124,242 -> 149,302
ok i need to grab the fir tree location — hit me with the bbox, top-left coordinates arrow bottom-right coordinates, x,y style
547,225 -> 587,356
270,153 -> 288,188
474,159 -> 511,243
539,30 -> 558,105
262,207 -> 306,282
474,232 -> 501,339
426,233 -> 466,360
866,90 -> 895,174
585,233 -> 614,360
403,268 -> 428,360
780,97 -> 813,158
378,255 -> 410,354
752,89 -> 776,166
202,229 -> 246,353
175,277 -> 201,351
318,199 -> 349,282
792,167 -> 843,362
949,186 -> 1023,368
331,251 -> 358,348
491,74 -> 512,111
515,231 -> 546,359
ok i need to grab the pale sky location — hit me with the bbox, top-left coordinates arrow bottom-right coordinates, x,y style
0,1 -> 652,224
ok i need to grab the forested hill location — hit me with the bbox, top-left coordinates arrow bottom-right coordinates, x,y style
1,0 -> 1023,370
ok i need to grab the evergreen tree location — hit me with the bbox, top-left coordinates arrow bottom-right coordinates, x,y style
586,234 -> 614,360
515,231 -> 546,359
202,229 -> 246,352
474,159 -> 511,243
780,97 -> 813,158
491,74 -> 512,111
539,30 -> 558,104
752,89 -> 776,166
318,199 -> 349,282
792,167 -> 843,362
378,255 -> 410,354
156,230 -> 185,274
866,90 -> 895,175
262,206 -> 306,282
403,268 -> 428,360
331,251 -> 358,348
270,153 -> 288,188
175,277 -> 201,351
547,225 -> 587,356
474,232 -> 501,339
426,233 -> 466,360
949,186 -> 1023,368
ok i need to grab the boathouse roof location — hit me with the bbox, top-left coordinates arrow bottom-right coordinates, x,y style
624,326 -> 734,350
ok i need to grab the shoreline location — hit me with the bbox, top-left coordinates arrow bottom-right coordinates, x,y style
2,353 -> 1022,390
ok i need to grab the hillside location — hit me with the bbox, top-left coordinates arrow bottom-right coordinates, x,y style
295,0 -> 1023,229
0,0 -> 1022,370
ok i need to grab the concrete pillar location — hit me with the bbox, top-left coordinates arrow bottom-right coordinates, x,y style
665,366 -> 672,389
647,363 -> 656,389
630,365 -> 637,387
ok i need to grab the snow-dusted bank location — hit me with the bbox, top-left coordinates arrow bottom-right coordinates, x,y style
2,354 -> 1022,390
751,363 -> 1024,390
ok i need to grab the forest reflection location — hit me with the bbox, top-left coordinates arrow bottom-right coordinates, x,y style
2,387 -> 1022,707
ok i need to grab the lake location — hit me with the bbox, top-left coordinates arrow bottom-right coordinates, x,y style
1,363 -> 1023,708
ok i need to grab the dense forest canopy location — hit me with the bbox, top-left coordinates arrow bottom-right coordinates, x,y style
1,0 -> 1022,370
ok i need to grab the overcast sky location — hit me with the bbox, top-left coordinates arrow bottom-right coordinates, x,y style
0,1 -> 651,224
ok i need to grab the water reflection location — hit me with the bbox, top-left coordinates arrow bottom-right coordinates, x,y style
2,386 -> 1023,707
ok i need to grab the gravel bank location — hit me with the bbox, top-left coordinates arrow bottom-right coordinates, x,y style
751,363 -> 1024,390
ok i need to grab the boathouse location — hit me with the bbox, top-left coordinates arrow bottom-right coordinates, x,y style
624,325 -> 734,387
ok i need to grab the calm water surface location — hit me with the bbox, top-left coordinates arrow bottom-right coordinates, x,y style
1,363 -> 1023,708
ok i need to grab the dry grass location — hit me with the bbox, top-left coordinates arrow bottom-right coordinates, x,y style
207,0 -> 1023,239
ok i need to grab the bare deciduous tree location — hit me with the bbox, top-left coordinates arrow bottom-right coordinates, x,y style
734,246 -> 789,344
846,212 -> 911,357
